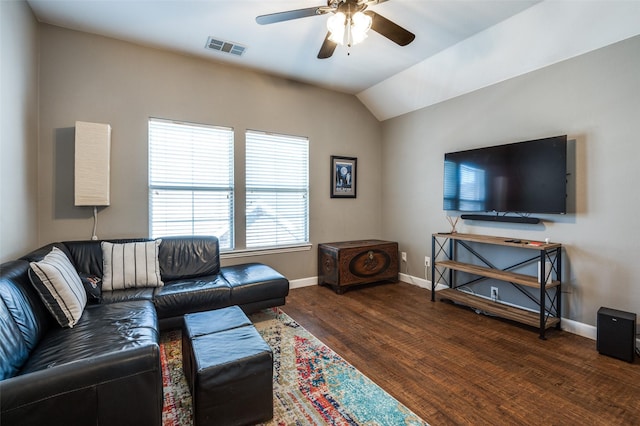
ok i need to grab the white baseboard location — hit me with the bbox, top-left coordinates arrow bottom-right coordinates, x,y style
398,272 -> 448,291
560,318 -> 640,349
290,276 -> 317,289
290,273 -> 638,347
560,317 -> 596,340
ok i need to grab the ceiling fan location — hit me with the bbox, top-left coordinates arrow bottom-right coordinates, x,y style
256,0 -> 415,59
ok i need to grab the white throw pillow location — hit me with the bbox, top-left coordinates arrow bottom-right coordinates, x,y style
101,240 -> 163,291
29,247 -> 87,328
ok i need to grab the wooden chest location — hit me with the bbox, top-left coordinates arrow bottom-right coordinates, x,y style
318,240 -> 399,294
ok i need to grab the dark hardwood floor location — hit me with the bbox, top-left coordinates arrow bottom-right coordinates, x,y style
281,281 -> 640,425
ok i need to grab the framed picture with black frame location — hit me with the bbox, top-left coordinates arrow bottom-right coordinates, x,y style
330,156 -> 357,198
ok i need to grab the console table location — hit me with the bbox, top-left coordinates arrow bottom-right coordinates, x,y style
318,240 -> 399,294
431,233 -> 562,339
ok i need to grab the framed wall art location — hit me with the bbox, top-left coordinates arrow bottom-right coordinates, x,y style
330,156 -> 357,198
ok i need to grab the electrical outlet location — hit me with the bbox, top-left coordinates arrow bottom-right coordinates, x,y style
401,252 -> 407,262
491,286 -> 499,301
424,256 -> 430,267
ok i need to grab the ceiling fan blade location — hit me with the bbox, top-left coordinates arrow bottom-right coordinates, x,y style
317,32 -> 337,59
366,11 -> 415,46
256,7 -> 326,25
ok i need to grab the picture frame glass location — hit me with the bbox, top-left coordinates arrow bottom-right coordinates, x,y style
331,156 -> 357,198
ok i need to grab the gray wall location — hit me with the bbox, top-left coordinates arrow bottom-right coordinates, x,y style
0,0 -> 39,262
36,24 -> 383,280
381,35 -> 640,326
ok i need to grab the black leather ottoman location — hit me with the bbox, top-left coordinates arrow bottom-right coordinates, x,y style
182,307 -> 273,426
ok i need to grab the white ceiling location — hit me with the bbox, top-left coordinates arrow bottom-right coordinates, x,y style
26,1 -> 640,120
26,0 -> 539,94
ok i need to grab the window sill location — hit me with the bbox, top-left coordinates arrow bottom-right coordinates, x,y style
221,243 -> 312,259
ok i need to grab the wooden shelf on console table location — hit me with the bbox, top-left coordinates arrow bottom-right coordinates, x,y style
436,260 -> 560,289
433,232 -> 561,251
438,288 -> 561,329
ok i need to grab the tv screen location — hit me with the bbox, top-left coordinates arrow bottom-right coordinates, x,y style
443,136 -> 567,214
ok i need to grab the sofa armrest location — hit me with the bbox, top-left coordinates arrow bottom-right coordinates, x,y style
0,344 -> 162,426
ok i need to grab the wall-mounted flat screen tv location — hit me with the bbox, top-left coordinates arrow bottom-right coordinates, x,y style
443,135 -> 567,214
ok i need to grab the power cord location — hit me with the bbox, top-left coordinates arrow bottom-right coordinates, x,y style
91,206 -> 99,240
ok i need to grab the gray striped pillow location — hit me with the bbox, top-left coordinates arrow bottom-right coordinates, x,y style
101,240 -> 163,291
29,247 -> 87,328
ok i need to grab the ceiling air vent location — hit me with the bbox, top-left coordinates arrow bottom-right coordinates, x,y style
205,37 -> 246,56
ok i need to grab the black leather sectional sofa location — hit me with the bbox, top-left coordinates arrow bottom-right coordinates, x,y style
0,236 -> 289,426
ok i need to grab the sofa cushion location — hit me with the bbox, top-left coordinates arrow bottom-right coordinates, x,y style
0,260 -> 53,349
62,238 -> 149,277
19,300 -> 158,374
158,236 -> 220,281
100,287 -> 155,304
222,263 -> 290,306
29,248 -> 87,328
1,294 -> 29,380
153,275 -> 231,320
102,240 -> 163,291
20,243 -> 73,264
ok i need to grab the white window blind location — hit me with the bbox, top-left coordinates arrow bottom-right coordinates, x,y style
246,130 -> 309,248
149,118 -> 234,249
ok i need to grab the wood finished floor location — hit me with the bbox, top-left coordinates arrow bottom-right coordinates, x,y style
281,281 -> 640,425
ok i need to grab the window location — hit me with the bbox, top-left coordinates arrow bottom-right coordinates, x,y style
458,164 -> 486,211
245,130 -> 309,248
148,118 -> 234,250
443,160 -> 457,210
443,160 -> 486,211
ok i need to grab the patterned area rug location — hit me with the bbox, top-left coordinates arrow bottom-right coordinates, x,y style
160,308 -> 428,426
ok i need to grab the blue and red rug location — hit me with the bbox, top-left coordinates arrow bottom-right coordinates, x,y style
160,308 -> 428,426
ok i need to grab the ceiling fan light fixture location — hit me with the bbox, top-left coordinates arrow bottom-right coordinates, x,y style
327,12 -> 346,44
350,11 -> 371,45
257,2 -> 415,60
327,10 -> 371,47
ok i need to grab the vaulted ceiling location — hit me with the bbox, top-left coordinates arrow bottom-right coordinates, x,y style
26,0 -> 640,120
